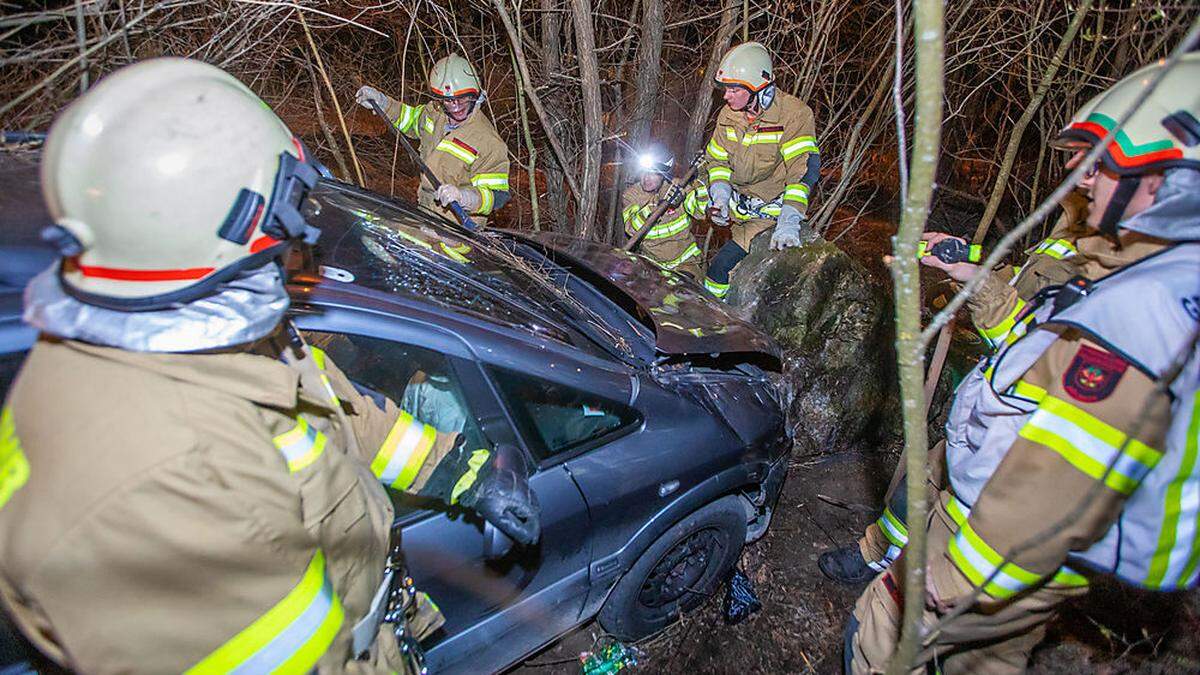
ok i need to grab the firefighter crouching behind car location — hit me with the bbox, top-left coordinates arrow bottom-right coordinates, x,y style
0,58 -> 540,674
702,41 -> 822,299
818,191 -> 1092,584
356,54 -> 511,223
621,142 -> 706,279
844,54 -> 1200,674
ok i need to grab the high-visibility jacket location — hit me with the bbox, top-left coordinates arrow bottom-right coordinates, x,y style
381,95 -> 510,219
0,331 -> 485,673
941,240 -> 1200,599
620,182 -> 705,273
703,91 -> 820,216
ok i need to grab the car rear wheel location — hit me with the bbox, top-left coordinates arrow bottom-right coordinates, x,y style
598,495 -> 747,641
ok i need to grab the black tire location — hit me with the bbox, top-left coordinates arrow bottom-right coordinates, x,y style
598,495 -> 747,641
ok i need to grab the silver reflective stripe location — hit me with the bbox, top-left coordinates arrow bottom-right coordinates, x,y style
231,572 -> 338,673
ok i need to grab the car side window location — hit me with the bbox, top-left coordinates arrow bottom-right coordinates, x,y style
303,331 -> 486,514
489,367 -> 640,461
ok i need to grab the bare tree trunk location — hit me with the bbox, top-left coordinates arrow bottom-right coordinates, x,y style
683,0 -> 739,160
570,0 -> 603,238
511,46 -> 541,231
629,0 -> 662,148
973,0 -> 1091,243
539,0 -> 571,233
886,0 -> 943,672
492,0 -> 581,209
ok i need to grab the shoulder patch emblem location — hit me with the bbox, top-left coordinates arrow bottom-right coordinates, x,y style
1063,344 -> 1127,403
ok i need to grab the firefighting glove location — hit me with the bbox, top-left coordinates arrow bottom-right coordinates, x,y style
707,181 -> 732,226
436,184 -> 482,212
355,85 -> 389,111
770,204 -> 806,250
458,463 -> 541,546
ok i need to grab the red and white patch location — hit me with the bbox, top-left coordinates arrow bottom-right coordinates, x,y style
1062,344 -> 1128,403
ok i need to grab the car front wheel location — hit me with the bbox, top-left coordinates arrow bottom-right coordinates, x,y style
598,495 -> 747,641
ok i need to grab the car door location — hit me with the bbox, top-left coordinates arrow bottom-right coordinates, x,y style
295,320 -> 592,674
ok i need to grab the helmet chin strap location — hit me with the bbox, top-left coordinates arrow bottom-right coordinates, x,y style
1097,175 -> 1141,239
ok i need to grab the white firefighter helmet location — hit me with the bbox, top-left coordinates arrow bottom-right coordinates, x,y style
1055,51 -> 1200,176
714,42 -> 773,92
40,57 -> 319,309
429,54 -> 482,98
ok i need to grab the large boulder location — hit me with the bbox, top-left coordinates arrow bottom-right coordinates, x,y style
728,234 -> 896,456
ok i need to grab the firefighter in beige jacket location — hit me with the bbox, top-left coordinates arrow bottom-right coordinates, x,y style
357,54 -> 511,223
0,59 -> 539,674
701,42 -> 821,299
842,55 -> 1200,673
621,143 -> 706,279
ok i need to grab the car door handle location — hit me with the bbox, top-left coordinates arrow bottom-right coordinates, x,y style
483,520 -> 515,559
658,480 -> 680,497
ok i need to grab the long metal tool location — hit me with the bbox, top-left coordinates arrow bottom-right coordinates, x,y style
367,99 -> 477,231
622,152 -> 705,252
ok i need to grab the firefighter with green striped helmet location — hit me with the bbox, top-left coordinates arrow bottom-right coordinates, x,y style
357,54 -> 511,223
620,141 -> 706,279
701,41 -> 822,300
0,58 -> 539,673
841,53 -> 1200,674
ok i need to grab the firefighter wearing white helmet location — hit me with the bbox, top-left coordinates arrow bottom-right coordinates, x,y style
357,54 -> 511,222
620,141 -> 706,279
700,41 -> 822,300
0,57 -> 540,674
845,53 -> 1200,674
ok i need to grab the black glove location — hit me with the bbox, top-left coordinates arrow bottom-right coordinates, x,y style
460,464 -> 541,546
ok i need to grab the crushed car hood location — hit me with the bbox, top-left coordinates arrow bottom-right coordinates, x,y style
523,232 -> 781,364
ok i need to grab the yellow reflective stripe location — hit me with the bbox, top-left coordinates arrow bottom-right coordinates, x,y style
946,494 -> 1087,589
1147,392 -> 1200,587
1019,395 -> 1164,495
471,173 -> 510,190
947,520 -> 1043,599
780,135 -> 819,160
439,242 -> 471,263
683,187 -> 708,217
435,139 -> 477,164
877,506 -> 908,547
0,407 -> 30,511
704,277 -> 729,298
273,416 -> 327,473
724,127 -> 738,142
742,131 -> 781,146
643,213 -> 692,240
660,243 -> 701,270
186,550 -> 343,674
1033,238 -> 1077,260
708,166 -> 732,183
782,183 -> 810,205
394,103 -> 422,134
945,494 -> 970,526
1051,567 -> 1089,587
979,297 -> 1027,342
307,347 -> 338,405
706,138 -> 730,161
450,449 -> 491,504
371,411 -> 437,490
475,187 -> 495,215
422,115 -> 435,134
1008,379 -> 1047,403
